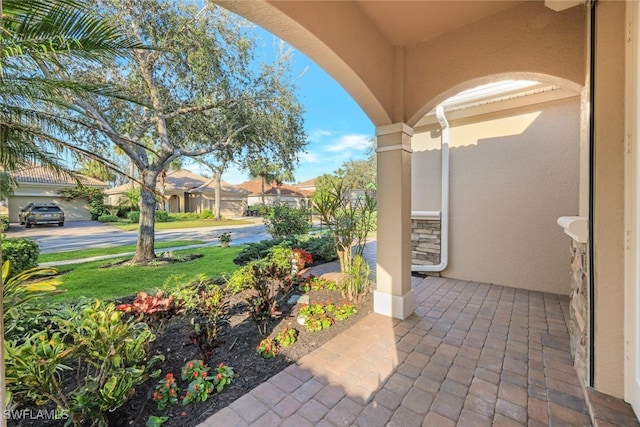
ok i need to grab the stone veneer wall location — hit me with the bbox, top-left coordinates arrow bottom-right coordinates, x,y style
568,240 -> 590,386
411,218 -> 441,267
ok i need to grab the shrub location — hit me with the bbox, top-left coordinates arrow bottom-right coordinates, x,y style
267,245 -> 294,278
201,209 -> 213,219
2,262 -> 62,340
5,301 -> 162,426
233,236 -> 337,267
225,261 -> 260,294
313,179 -> 376,273
263,205 -> 311,238
2,237 -> 39,276
128,210 -> 140,223
116,290 -> 174,330
98,214 -> 119,222
0,215 -> 9,231
245,264 -> 283,335
297,235 -> 338,264
190,287 -> 228,358
155,210 -> 169,222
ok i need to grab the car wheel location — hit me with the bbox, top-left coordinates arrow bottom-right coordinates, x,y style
19,219 -> 24,225
25,222 -> 32,228
59,222 -> 64,227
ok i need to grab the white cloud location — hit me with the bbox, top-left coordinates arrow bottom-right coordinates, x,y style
307,129 -> 333,143
300,152 -> 321,163
323,134 -> 370,153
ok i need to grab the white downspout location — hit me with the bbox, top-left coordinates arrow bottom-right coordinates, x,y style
413,105 -> 449,272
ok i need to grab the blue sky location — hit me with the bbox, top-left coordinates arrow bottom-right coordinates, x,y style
221,28 -> 375,185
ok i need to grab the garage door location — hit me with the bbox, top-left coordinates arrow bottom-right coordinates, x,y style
9,197 -> 91,222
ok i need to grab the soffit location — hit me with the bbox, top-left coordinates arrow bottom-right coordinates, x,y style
354,1 -> 525,46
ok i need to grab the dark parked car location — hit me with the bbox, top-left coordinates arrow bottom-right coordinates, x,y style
18,203 -> 65,228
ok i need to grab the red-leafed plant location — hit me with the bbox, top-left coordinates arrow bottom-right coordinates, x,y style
116,290 -> 174,315
292,248 -> 313,270
116,290 -> 174,330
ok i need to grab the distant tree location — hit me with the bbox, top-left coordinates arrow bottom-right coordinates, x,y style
78,160 -> 116,182
335,138 -> 376,191
248,159 -> 279,205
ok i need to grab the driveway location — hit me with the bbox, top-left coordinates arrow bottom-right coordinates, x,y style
5,219 -> 269,253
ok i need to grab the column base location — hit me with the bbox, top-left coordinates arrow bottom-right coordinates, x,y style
374,289 -> 415,320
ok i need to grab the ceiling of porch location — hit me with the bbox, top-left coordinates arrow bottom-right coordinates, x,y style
353,1 -> 526,46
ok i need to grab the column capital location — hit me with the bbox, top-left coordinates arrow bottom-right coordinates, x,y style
375,122 -> 414,137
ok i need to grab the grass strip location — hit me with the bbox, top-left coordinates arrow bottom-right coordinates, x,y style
51,246 -> 241,302
38,240 -> 204,263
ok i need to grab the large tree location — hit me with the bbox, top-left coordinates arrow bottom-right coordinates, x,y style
65,0 -> 306,263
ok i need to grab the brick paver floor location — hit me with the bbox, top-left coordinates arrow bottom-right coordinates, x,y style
200,274 -> 594,426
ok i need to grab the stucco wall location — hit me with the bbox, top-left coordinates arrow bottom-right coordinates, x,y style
592,0 -> 625,398
411,97 -> 580,294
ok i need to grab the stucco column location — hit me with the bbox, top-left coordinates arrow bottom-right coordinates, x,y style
374,122 -> 414,319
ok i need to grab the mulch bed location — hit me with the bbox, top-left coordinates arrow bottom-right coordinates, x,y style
112,284 -> 373,427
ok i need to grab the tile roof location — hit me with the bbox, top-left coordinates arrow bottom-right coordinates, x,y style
105,169 -> 248,195
12,165 -> 108,187
236,179 -> 312,197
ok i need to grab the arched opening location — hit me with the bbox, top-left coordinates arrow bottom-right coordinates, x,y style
411,77 -> 583,295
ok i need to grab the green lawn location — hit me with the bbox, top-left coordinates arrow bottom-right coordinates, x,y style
52,246 -> 242,302
39,240 -> 204,263
112,218 -> 253,231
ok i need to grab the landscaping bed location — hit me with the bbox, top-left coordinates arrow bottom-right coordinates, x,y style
112,284 -> 373,427
7,269 -> 373,427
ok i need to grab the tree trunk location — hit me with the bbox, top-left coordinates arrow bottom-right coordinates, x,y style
214,173 -> 222,220
260,176 -> 266,205
133,171 -> 159,263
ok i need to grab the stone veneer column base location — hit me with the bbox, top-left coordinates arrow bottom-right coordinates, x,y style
374,290 -> 415,320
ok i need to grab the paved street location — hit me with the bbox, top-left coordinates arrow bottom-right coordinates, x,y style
5,218 -> 269,253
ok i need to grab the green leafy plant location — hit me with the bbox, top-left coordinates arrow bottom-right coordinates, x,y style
334,303 -> 358,321
297,275 -> 338,292
190,287 -> 229,358
3,261 -> 62,334
146,416 -> 169,427
0,215 -> 9,231
267,245 -> 294,278
128,210 -> 140,223
263,205 -> 311,238
304,314 -> 334,332
181,360 -> 214,405
155,210 -> 169,222
5,300 -> 162,426
275,327 -> 298,347
2,237 -> 39,276
256,337 -> 278,358
299,303 -> 335,332
59,186 -> 107,219
98,214 -> 119,222
341,254 -> 371,303
153,373 -> 180,410
212,363 -> 235,392
218,232 -> 232,244
225,262 -> 259,294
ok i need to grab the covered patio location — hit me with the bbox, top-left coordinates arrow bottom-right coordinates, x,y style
211,0 -> 640,422
202,274 -> 639,426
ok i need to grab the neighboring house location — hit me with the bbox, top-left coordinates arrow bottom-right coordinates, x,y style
293,177 -> 317,194
237,179 -> 312,209
104,169 -> 249,217
219,0 -> 639,417
1,164 -> 109,222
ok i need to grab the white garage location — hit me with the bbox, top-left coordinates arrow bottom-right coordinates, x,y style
2,165 -> 108,223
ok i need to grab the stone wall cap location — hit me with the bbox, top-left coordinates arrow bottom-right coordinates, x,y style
412,211 -> 441,220
557,216 -> 588,243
